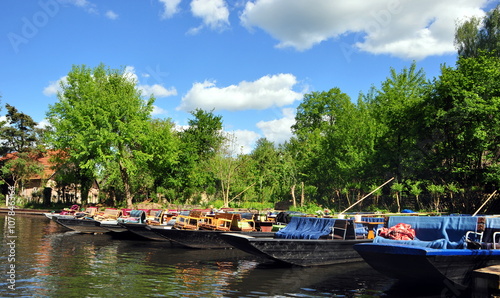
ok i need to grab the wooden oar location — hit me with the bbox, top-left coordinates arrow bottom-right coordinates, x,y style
339,177 -> 395,215
472,190 -> 498,216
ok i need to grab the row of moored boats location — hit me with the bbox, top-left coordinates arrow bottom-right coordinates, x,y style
45,205 -> 500,291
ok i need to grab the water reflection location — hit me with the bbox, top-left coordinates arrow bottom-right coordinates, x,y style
1,214 -> 447,297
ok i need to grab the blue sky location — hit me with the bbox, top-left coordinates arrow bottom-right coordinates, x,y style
0,0 -> 495,153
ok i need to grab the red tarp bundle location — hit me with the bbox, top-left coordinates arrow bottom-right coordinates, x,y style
378,223 -> 416,240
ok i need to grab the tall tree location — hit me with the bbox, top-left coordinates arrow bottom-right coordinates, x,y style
424,52 -> 500,190
45,64 -> 155,207
291,87 -> 376,206
0,104 -> 41,154
368,62 -> 429,181
455,5 -> 500,58
175,109 -> 225,200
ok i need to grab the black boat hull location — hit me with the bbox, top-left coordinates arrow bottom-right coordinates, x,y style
119,222 -> 171,241
220,233 -> 371,266
54,217 -> 109,233
354,243 -> 500,288
148,227 -> 274,249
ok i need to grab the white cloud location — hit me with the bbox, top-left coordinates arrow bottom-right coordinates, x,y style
178,73 -> 302,112
61,0 -> 98,14
159,0 -> 182,19
152,105 -> 168,116
105,10 -> 119,20
37,119 -> 51,129
256,108 -> 295,145
240,0 -> 488,59
124,66 -> 177,98
139,84 -> 177,98
190,0 -> 230,32
226,130 -> 261,155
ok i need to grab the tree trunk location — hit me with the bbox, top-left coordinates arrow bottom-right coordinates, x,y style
291,184 -> 296,207
119,161 -> 134,208
300,181 -> 305,207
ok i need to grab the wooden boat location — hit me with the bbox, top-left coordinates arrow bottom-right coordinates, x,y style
118,210 -> 177,241
353,215 -> 500,289
53,216 -> 110,233
220,216 -> 382,266
147,225 -> 275,248
53,208 -> 145,235
119,222 -> 171,241
147,210 -> 277,248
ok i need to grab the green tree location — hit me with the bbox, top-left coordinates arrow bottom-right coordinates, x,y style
424,53 -> 500,190
368,62 -> 429,181
176,109 -> 225,201
249,138 -> 281,204
142,118 -> 180,196
0,151 -> 44,198
45,64 -> 155,207
455,5 -> 500,58
0,104 -> 42,154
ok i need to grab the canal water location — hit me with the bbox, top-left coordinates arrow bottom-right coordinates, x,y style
1,214 -> 452,297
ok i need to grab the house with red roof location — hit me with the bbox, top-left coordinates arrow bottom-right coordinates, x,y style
1,150 -> 99,205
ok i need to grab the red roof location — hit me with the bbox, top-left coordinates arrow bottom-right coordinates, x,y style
1,150 -> 64,180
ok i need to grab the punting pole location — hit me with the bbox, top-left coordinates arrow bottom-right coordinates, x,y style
472,190 -> 498,216
339,177 -> 395,215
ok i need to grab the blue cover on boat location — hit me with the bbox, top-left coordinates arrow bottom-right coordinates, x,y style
387,216 -> 478,242
373,235 -> 466,249
275,217 -> 336,239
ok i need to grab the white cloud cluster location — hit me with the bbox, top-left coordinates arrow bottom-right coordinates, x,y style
257,107 -> 295,145
240,0 -> 488,59
105,10 -> 119,20
189,0 -> 229,33
124,66 -> 178,98
43,76 -> 67,96
159,0 -> 182,19
178,74 -> 302,112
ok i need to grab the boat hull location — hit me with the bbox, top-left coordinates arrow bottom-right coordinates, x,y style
54,217 -> 109,233
99,220 -> 128,233
148,226 -> 274,249
119,222 -> 171,241
354,243 -> 500,288
220,233 -> 371,266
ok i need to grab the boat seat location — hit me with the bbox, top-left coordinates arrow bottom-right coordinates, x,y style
332,219 -> 348,240
466,230 -> 484,243
95,208 -> 122,221
198,212 -> 234,231
173,210 -> 206,230
494,232 -> 500,249
232,213 -> 256,232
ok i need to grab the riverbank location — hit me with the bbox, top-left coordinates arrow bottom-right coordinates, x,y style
0,208 -> 53,215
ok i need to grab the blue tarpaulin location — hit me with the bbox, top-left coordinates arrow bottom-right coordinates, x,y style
387,216 -> 479,242
275,216 -> 337,239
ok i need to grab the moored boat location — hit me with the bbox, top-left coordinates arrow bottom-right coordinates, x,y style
354,215 -> 500,289
118,209 -> 176,241
53,216 -> 110,233
148,210 -> 276,248
147,226 -> 275,248
220,216 -> 382,266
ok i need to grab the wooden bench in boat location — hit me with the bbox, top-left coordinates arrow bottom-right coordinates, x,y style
173,210 -> 206,230
231,213 -> 256,232
198,212 -> 256,232
199,212 -> 235,231
146,209 -> 165,225
94,208 -> 122,221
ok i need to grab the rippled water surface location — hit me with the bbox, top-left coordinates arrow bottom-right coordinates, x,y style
0,214 -> 450,297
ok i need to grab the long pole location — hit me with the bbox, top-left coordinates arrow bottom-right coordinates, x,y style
472,190 -> 497,216
340,177 -> 395,214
